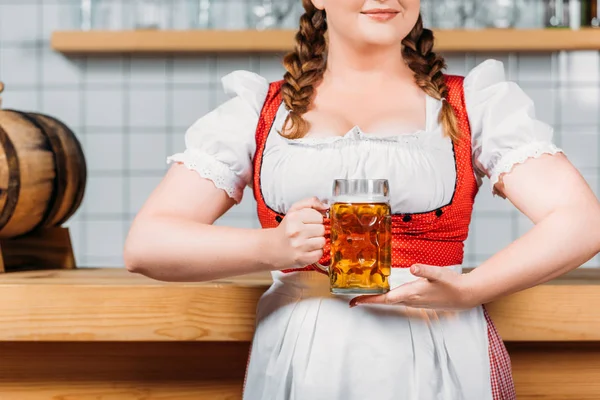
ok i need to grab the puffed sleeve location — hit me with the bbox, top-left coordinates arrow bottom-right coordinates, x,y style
167,70 -> 269,203
465,59 -> 563,194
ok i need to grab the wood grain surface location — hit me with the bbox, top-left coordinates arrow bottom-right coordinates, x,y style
0,342 -> 598,399
0,342 -> 248,400
0,269 -> 599,399
0,268 -> 598,342
51,29 -> 600,54
0,227 -> 75,273
508,343 -> 600,399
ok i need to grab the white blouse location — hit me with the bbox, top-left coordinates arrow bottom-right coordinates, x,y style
167,59 -> 562,214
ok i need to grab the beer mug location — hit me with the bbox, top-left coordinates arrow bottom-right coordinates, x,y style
316,179 -> 392,295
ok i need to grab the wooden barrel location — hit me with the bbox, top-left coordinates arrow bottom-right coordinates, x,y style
0,109 -> 87,239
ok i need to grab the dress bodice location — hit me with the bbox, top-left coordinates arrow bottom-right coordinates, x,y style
167,59 -> 561,216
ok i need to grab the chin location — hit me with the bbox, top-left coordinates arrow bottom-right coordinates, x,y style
358,28 -> 407,47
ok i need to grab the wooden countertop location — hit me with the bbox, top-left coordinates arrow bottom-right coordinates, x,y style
0,268 -> 599,342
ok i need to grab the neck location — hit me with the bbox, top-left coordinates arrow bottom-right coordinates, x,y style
323,33 -> 412,89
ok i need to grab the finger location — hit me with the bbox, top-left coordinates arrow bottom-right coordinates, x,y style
288,197 -> 329,213
410,264 -> 445,282
305,249 -> 324,264
303,222 -> 326,238
301,236 -> 326,252
349,294 -> 388,308
349,283 -> 417,307
296,208 -> 325,224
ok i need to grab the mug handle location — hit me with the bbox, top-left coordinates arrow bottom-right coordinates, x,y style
314,199 -> 331,273
313,262 -> 329,273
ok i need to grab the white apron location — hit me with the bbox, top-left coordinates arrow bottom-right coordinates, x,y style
243,266 -> 493,400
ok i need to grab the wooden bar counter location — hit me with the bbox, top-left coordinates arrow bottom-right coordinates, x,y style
0,268 -> 599,399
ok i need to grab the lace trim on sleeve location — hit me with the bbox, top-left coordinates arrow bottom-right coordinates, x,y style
489,141 -> 563,190
167,149 -> 245,203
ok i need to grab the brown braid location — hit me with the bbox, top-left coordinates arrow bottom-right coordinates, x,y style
402,15 -> 460,141
280,0 -> 327,139
281,12 -> 458,141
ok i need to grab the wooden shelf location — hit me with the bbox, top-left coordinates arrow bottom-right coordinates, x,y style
51,29 -> 296,54
0,267 -> 599,342
51,28 -> 600,54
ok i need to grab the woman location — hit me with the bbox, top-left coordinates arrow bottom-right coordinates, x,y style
124,0 -> 600,399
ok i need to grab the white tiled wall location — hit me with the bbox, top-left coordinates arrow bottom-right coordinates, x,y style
0,0 -> 598,268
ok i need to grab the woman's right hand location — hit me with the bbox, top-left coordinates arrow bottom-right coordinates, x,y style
268,197 -> 329,270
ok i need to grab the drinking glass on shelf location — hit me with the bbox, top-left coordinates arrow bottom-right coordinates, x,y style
476,0 -> 524,28
209,0 -> 248,30
592,0 -> 600,27
134,0 -> 170,30
248,0 -> 298,30
280,2 -> 305,29
515,0 -> 546,28
171,0 -> 212,29
462,0 -> 483,29
78,0 -> 123,30
420,0 -> 433,27
193,0 -> 214,29
430,0 -> 466,29
80,0 -> 93,30
544,0 -> 569,28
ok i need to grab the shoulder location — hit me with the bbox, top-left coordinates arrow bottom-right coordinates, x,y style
442,59 -> 507,93
463,59 -> 507,90
218,70 -> 274,117
460,59 -> 534,118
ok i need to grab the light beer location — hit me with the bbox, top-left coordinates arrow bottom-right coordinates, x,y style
329,201 -> 391,294
314,179 -> 392,294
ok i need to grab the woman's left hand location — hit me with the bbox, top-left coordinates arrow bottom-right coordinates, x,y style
349,265 -> 479,311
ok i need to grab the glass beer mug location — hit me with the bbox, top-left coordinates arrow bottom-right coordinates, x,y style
316,179 -> 392,295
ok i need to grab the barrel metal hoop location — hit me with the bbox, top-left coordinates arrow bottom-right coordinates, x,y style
0,123 -> 20,231
35,113 -> 87,226
14,111 -> 67,230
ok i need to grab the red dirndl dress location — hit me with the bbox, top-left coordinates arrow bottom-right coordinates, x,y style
243,75 -> 516,400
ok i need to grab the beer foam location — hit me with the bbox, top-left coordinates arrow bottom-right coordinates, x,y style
331,195 -> 389,204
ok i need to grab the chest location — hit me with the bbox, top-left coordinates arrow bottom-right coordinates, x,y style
302,85 -> 427,138
260,131 -> 458,215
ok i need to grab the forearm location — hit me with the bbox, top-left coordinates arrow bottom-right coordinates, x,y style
466,205 -> 600,304
124,215 -> 277,282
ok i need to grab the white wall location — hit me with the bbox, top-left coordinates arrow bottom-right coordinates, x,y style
0,0 -> 598,268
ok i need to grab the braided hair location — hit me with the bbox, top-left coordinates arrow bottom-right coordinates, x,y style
281,7 -> 459,141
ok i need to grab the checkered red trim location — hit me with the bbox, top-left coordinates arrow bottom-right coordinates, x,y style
485,306 -> 517,399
